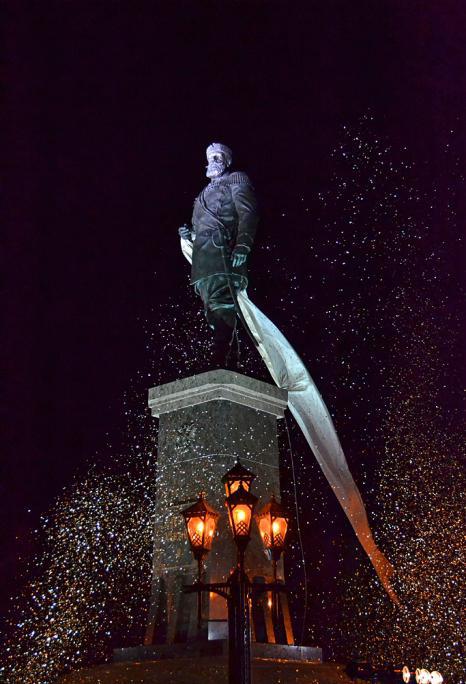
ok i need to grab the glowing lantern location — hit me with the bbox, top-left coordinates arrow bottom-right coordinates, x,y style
255,495 -> 289,562
222,460 -> 256,497
416,670 -> 431,684
225,481 -> 258,552
181,493 -> 219,561
402,666 -> 412,683
430,672 -> 443,684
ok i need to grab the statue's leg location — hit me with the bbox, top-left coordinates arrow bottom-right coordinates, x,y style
196,275 -> 238,366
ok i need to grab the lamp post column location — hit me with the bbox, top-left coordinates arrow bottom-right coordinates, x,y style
196,558 -> 203,632
271,558 -> 279,627
228,565 -> 251,684
181,462 -> 291,684
223,467 -> 258,684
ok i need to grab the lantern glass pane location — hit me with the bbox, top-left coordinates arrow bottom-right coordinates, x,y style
271,517 -> 288,547
402,668 -> 411,684
187,516 -> 205,548
419,671 -> 430,684
204,515 -> 217,550
259,517 -> 271,548
232,504 -> 251,536
229,479 -> 250,495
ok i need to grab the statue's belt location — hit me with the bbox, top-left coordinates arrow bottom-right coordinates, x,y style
196,227 -> 232,242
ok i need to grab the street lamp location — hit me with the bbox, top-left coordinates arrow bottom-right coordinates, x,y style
402,667 -> 443,684
416,670 -> 431,684
181,462 -> 289,684
225,483 -> 258,560
223,475 -> 258,684
181,493 -> 219,630
255,495 -> 289,631
430,672 -> 443,684
256,495 -> 289,567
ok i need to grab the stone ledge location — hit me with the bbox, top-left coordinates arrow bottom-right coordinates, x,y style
148,370 -> 288,418
114,641 -> 322,663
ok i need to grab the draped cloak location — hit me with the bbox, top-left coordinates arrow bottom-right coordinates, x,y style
180,236 -> 399,605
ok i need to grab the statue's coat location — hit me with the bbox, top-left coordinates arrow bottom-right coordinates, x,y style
191,171 -> 259,285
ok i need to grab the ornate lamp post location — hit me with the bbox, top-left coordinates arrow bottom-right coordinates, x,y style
181,493 -> 219,630
224,472 -> 258,684
225,482 -> 258,558
182,462 -> 289,684
256,495 -> 289,575
255,495 -> 289,630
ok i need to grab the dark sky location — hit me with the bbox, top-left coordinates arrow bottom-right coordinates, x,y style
2,0 -> 464,627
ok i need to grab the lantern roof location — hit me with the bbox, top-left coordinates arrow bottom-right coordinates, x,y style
226,482 -> 258,508
182,492 -> 219,520
221,459 -> 256,485
256,494 -> 289,520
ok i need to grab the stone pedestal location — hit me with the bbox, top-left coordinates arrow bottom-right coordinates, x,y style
144,370 -> 294,646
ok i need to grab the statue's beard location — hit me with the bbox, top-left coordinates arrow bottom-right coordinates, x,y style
206,160 -> 227,179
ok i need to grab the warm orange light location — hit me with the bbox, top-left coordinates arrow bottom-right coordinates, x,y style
272,517 -> 288,546
206,517 -> 216,540
255,496 -> 289,560
232,504 -> 251,535
224,471 -> 258,547
259,517 -> 271,546
182,494 -> 220,560
222,461 -> 255,497
267,597 -> 272,608
430,672 -> 443,684
229,479 -> 249,495
187,516 -> 205,547
402,666 -> 411,683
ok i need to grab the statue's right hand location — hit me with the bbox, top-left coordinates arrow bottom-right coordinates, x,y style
178,225 -> 191,240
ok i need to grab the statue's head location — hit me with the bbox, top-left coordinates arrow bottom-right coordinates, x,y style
205,142 -> 232,179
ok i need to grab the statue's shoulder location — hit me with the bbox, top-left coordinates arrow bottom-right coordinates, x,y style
225,171 -> 253,186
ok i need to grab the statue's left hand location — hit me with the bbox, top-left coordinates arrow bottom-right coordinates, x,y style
178,224 -> 192,240
231,245 -> 249,268
231,247 -> 248,268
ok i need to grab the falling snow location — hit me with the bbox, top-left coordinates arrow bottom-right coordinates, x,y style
1,117 -> 463,683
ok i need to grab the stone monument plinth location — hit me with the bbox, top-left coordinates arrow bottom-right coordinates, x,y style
144,370 -> 294,647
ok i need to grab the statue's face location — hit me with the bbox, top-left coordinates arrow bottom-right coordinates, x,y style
206,151 -> 228,179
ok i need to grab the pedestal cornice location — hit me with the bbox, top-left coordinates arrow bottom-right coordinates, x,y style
148,370 -> 288,418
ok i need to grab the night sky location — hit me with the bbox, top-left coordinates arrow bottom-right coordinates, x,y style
2,0 -> 464,664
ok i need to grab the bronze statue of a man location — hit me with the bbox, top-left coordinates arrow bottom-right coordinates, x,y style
179,143 -> 259,364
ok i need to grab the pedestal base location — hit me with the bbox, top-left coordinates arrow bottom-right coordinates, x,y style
145,370 -> 293,646
114,642 -> 322,663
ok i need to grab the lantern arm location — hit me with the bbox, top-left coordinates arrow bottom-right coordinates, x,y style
251,580 -> 287,595
183,576 -> 286,601
182,580 -> 230,601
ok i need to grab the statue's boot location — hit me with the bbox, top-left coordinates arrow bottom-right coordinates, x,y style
209,309 -> 238,370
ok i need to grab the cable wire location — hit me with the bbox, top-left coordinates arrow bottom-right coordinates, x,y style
284,412 -> 309,646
